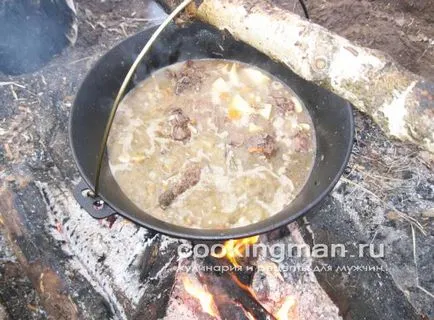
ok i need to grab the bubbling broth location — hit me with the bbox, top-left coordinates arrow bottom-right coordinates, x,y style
107,59 -> 316,229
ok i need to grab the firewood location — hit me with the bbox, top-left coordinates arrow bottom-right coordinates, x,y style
0,188 -> 79,319
200,256 -> 276,319
157,0 -> 434,153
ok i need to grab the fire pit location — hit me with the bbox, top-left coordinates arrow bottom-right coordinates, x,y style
1,0 -> 432,319
131,231 -> 342,320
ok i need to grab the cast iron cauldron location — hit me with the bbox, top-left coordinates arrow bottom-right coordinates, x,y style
70,21 -> 354,240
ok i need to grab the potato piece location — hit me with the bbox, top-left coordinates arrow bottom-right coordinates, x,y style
212,77 -> 230,104
212,77 -> 230,92
118,155 -> 130,163
298,123 -> 311,131
249,123 -> 264,133
242,67 -> 270,85
258,103 -> 273,120
228,108 -> 242,120
131,155 -> 145,163
293,97 -> 303,113
228,94 -> 254,120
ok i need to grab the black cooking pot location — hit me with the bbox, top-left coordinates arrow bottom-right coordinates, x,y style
70,21 -> 353,240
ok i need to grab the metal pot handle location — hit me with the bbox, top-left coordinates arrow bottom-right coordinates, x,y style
73,180 -> 116,219
92,0 -> 193,195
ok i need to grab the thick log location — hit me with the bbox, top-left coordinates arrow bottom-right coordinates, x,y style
132,235 -> 180,320
0,187 -> 79,320
158,0 -> 434,153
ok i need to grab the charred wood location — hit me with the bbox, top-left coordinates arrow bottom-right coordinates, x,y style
133,236 -> 180,320
200,256 -> 275,320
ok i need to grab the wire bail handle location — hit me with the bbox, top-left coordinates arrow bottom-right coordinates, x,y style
93,0 -> 194,195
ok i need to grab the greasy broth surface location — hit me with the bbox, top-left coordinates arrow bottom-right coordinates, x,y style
107,59 -> 316,229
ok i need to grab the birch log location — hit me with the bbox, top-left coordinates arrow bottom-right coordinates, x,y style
158,0 -> 434,153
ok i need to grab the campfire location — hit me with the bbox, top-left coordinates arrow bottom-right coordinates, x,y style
211,236 -> 260,267
182,276 -> 220,318
1,0 -> 433,319
170,237 -> 299,320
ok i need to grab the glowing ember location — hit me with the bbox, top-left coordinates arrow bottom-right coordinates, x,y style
213,236 -> 260,267
182,276 -> 220,318
275,296 -> 297,320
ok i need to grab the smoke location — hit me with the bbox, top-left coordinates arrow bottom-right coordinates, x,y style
0,0 -> 76,75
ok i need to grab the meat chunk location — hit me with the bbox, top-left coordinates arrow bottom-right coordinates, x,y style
293,132 -> 311,152
169,108 -> 189,126
159,163 -> 202,208
273,95 -> 295,116
172,126 -> 191,141
247,134 -> 277,158
169,108 -> 191,142
175,76 -> 193,94
173,164 -> 202,195
173,60 -> 203,95
158,190 -> 176,208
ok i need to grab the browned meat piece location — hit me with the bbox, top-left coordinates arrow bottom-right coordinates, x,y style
158,190 -> 176,208
247,134 -> 277,158
169,108 -> 191,142
159,163 -> 202,208
175,76 -> 192,94
273,96 -> 295,116
173,164 -> 202,195
173,60 -> 203,95
293,132 -> 310,152
169,108 -> 190,126
172,126 -> 191,141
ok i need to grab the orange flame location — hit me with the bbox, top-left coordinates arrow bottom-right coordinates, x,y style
213,236 -> 260,267
275,296 -> 297,320
230,273 -> 258,300
182,276 -> 219,318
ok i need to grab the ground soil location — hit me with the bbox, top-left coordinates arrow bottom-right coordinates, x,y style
307,0 -> 434,80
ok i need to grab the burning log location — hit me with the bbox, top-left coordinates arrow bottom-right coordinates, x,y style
182,275 -> 220,319
198,257 -> 276,320
196,236 -> 300,320
251,261 -> 298,320
172,250 -> 302,320
157,0 -> 434,153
